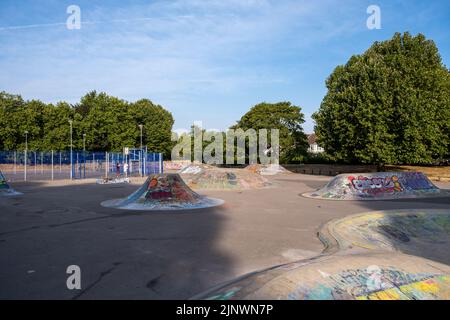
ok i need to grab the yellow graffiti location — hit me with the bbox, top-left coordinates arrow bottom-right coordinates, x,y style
357,276 -> 450,300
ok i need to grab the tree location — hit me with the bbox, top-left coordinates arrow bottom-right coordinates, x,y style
0,91 -> 174,156
313,32 -> 450,165
233,102 -> 308,163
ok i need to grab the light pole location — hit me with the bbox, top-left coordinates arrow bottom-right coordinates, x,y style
69,120 -> 73,179
83,133 -> 86,179
138,124 -> 143,177
24,131 -> 28,181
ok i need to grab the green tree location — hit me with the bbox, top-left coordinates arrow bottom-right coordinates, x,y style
0,91 -> 174,155
313,32 -> 450,165
233,102 -> 308,163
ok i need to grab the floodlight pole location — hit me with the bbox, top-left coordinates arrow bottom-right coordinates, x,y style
83,133 -> 86,179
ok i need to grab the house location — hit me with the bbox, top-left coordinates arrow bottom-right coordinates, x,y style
307,133 -> 324,154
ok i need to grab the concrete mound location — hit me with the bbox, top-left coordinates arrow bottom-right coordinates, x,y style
194,209 -> 450,300
0,169 -> 22,196
302,171 -> 450,200
179,164 -> 271,190
245,164 -> 289,176
101,173 -> 224,210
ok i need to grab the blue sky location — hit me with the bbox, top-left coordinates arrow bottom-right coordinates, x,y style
1,0 -> 449,133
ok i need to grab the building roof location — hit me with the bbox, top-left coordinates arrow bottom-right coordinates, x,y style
307,133 -> 317,145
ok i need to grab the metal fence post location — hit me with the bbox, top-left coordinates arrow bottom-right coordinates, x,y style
24,149 -> 27,181
51,150 -> 54,180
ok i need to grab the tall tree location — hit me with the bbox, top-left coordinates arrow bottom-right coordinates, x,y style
313,32 -> 450,164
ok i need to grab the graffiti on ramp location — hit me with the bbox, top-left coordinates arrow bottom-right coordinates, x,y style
302,171 -> 449,200
193,209 -> 450,300
0,169 -> 22,196
101,173 -> 224,210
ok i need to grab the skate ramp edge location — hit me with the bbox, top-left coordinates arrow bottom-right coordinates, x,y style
193,209 -> 450,300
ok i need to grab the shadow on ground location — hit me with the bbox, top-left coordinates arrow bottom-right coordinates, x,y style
0,181 -> 232,299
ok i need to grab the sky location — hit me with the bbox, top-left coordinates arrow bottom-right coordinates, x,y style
1,0 -> 449,134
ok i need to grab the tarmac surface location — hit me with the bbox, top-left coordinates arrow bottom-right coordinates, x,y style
0,172 -> 449,299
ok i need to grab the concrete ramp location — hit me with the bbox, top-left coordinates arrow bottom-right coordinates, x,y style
194,209 -> 450,300
180,165 -> 271,190
302,171 -> 449,200
101,173 -> 223,210
0,169 -> 21,196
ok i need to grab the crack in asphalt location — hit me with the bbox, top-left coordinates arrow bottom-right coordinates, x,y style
71,262 -> 122,300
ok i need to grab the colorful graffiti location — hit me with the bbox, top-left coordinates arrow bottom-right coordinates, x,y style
164,160 -> 190,171
287,268 -> 449,300
348,175 -> 402,194
0,169 -> 21,196
303,171 -> 447,200
194,209 -> 450,300
101,173 -> 224,210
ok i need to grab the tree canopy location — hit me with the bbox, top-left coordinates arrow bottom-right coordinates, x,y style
0,91 -> 174,156
313,32 -> 450,165
233,102 -> 309,163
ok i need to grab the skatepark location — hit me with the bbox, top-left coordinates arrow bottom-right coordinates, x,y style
1,167 -> 449,299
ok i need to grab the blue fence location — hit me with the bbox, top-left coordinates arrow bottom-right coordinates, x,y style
0,149 -> 163,181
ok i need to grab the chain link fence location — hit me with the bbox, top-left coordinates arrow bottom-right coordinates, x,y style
0,149 -> 163,182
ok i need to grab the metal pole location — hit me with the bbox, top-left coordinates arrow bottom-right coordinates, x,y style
105,152 -> 108,178
13,151 -> 16,175
139,124 -> 143,177
41,152 -> 43,174
51,150 -> 54,181
69,120 -> 73,180
24,131 -> 28,182
83,134 -> 86,179
34,152 -> 37,175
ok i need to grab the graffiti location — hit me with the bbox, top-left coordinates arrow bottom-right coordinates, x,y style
179,165 -> 204,175
287,267 -> 449,300
164,161 -> 190,171
0,169 -> 21,196
348,175 -> 402,194
195,210 -> 450,300
205,287 -> 242,300
101,173 -> 224,210
303,172 -> 447,200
